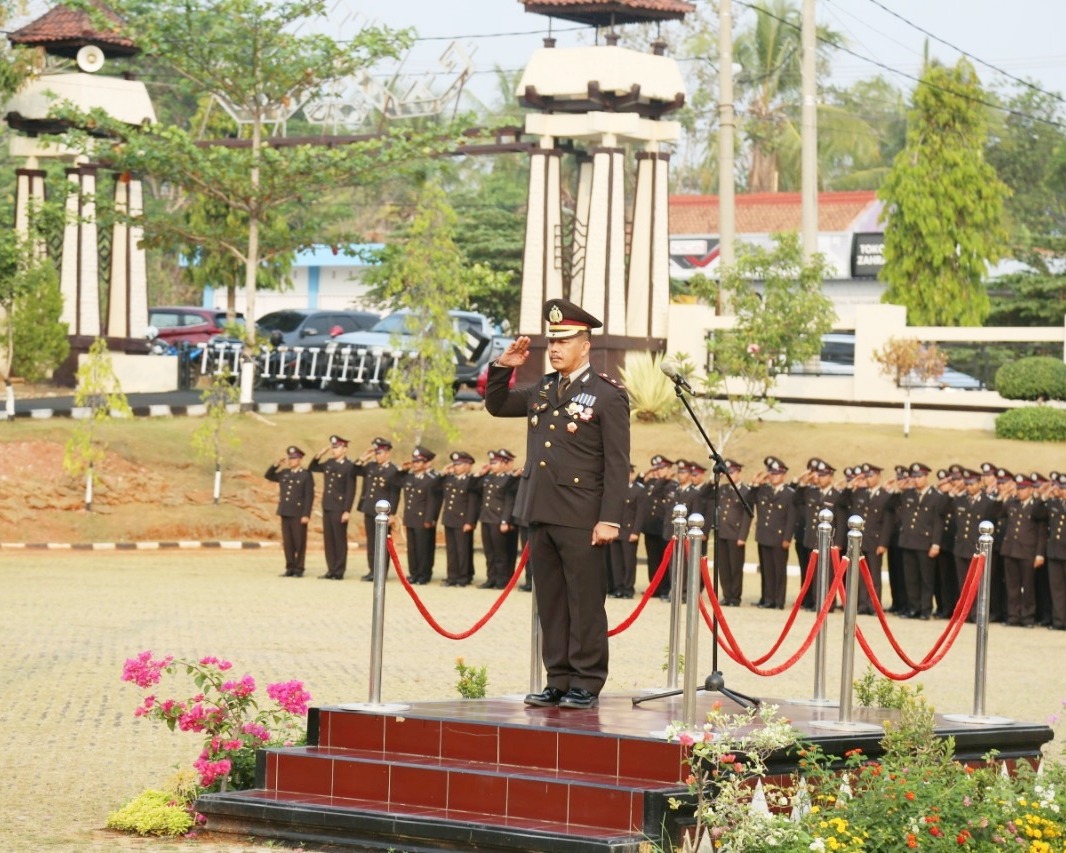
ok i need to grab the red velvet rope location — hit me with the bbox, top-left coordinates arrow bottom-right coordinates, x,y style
608,540 -> 675,637
386,537 -> 529,640
698,550 -> 849,676
853,553 -> 984,679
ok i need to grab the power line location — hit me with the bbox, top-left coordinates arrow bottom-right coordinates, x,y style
857,0 -> 1066,106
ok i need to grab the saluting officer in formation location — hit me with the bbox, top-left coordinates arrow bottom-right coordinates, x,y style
486,298 -> 630,711
751,456 -> 796,610
308,435 -> 356,579
352,437 -> 401,581
714,459 -> 753,607
436,451 -> 482,587
391,446 -> 441,585
838,463 -> 898,614
793,458 -> 845,611
608,463 -> 648,599
890,462 -> 948,620
265,446 -> 315,577
472,448 -> 521,590
641,455 -> 677,599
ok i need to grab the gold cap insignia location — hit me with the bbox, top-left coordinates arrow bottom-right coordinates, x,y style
548,305 -> 563,324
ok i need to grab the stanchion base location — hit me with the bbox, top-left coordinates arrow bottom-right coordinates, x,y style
942,713 -> 1015,727
788,697 -> 839,707
809,719 -> 883,733
336,702 -> 411,713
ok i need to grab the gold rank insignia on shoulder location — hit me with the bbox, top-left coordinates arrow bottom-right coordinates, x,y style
600,373 -> 624,388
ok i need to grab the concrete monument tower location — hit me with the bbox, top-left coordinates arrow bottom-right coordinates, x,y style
4,2 -> 156,379
517,0 -> 692,376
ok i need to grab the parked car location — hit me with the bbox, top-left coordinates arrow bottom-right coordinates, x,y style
791,333 -> 983,389
256,308 -> 380,349
326,309 -> 512,395
148,306 -> 244,345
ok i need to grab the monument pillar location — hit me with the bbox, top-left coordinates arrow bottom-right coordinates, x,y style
107,174 -> 149,339
60,165 -> 101,338
627,149 -> 671,338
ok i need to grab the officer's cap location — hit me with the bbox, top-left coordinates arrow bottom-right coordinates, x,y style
371,436 -> 393,450
544,298 -> 602,340
811,459 -> 835,475
287,445 -> 305,459
493,448 -> 516,462
860,463 -> 882,475
330,434 -> 349,448
980,461 -> 997,475
1014,472 -> 1034,487
909,462 -> 932,476
764,455 -> 788,473
1030,472 -> 1050,485
687,462 -> 707,475
450,450 -> 475,464
895,464 -> 909,478
723,459 -> 743,473
412,446 -> 435,462
996,467 -> 1014,483
962,469 -> 981,484
650,454 -> 674,470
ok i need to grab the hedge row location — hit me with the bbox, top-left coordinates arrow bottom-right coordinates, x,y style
995,406 -> 1066,442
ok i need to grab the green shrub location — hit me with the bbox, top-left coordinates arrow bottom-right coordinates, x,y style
455,658 -> 488,698
619,351 -> 680,422
995,356 -> 1066,401
106,789 -> 195,837
995,405 -> 1066,441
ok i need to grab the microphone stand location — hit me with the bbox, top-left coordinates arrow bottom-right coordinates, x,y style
633,376 -> 759,709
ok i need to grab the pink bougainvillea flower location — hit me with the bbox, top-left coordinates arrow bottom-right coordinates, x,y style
267,680 -> 312,716
122,651 -> 173,688
221,675 -> 256,698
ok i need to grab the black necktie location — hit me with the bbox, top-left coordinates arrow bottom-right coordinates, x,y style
559,375 -> 570,396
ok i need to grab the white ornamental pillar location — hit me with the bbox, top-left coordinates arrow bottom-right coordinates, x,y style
569,154 -> 594,306
14,167 -> 47,256
59,166 -> 101,337
519,141 -> 564,336
582,144 -> 627,336
107,174 -> 149,339
627,149 -> 671,339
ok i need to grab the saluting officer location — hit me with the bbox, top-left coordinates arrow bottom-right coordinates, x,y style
265,446 -> 315,577
642,455 -> 678,599
486,298 -> 630,710
840,463 -> 898,614
1045,472 -> 1066,631
712,460 -> 753,607
390,446 -> 441,585
997,472 -> 1048,627
352,437 -> 401,581
893,462 -> 949,620
472,449 -> 521,590
308,434 -> 356,579
436,451 -> 482,587
793,458 -> 843,611
751,456 -> 796,609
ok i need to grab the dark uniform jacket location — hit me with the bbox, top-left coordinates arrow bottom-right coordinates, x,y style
840,487 -> 898,550
754,483 -> 797,548
264,466 -> 314,518
485,364 -> 629,530
642,477 -> 678,537
620,481 -> 650,539
353,459 -> 401,516
795,485 -> 845,549
437,473 -> 481,528
390,469 -> 442,528
999,497 -> 1048,560
308,456 -> 356,513
951,493 -> 999,557
473,472 -> 520,525
896,487 -> 948,551
675,483 -> 705,528
1047,498 -> 1066,562
711,482 -> 754,541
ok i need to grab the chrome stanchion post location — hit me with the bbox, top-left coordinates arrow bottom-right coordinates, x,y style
944,521 -> 1012,725
667,504 -> 688,689
683,513 -> 706,727
368,499 -> 391,703
794,509 -> 837,706
810,516 -> 881,733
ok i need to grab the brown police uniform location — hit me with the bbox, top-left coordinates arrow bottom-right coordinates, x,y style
753,457 -> 796,609
352,438 -> 401,579
265,447 -> 315,576
436,452 -> 482,586
308,435 -> 357,579
389,447 -> 441,585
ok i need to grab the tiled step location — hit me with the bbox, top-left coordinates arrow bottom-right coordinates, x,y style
199,787 -> 656,852
263,745 -> 681,833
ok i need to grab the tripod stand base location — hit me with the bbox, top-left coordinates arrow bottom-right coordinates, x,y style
704,671 -> 759,709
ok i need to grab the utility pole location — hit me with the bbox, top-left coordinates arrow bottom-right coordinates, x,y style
800,0 -> 818,260
717,0 -> 736,278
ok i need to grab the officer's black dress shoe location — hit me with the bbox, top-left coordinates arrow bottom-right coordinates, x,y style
362,573 -> 374,581
558,688 -> 598,710
519,584 -> 533,592
280,571 -> 293,577
524,686 -> 566,707
477,580 -> 495,589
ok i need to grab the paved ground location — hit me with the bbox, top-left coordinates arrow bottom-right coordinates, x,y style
2,547 -> 1062,851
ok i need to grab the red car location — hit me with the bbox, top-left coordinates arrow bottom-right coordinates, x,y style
148,306 -> 243,345
475,361 -> 517,398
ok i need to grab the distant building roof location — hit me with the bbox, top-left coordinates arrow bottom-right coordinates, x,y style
521,0 -> 695,26
670,190 -> 883,235
8,2 -> 137,58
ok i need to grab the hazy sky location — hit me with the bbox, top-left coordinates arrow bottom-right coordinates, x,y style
347,0 -> 1066,110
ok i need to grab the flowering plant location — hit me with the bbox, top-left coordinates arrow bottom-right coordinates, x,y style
122,650 -> 311,792
668,691 -> 1066,852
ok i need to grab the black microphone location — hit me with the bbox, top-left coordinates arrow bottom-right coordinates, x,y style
660,359 -> 694,394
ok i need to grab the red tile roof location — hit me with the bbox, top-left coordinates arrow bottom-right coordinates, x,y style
8,2 -> 137,56
670,191 -> 881,234
522,0 -> 695,26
